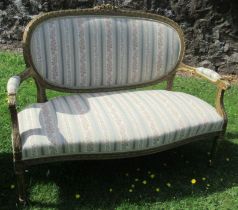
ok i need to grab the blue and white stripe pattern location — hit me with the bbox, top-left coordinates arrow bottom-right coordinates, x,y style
18,90 -> 224,160
30,16 -> 181,89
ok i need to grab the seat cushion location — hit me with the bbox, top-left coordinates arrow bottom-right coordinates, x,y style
18,90 -> 224,160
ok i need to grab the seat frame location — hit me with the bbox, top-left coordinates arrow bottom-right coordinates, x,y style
7,4 -> 230,205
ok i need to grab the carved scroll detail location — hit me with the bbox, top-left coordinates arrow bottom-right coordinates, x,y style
93,3 -> 117,11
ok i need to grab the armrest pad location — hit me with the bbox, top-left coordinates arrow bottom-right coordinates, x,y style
196,67 -> 221,82
7,76 -> 21,95
177,63 -> 230,90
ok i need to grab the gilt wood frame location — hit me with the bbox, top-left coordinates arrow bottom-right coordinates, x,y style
7,4 -> 230,204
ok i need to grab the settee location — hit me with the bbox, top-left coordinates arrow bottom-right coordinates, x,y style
7,4 -> 230,204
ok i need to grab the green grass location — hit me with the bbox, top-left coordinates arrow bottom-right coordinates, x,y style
0,51 -> 238,210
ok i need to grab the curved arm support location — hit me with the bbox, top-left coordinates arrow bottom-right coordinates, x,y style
166,72 -> 176,91
7,68 -> 31,161
216,88 -> 228,132
177,63 -> 230,130
34,78 -> 48,103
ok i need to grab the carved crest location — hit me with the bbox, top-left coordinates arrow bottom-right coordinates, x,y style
93,3 -> 117,10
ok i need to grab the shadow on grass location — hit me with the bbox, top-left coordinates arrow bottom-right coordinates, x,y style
226,132 -> 238,140
0,153 -> 16,210
1,137 -> 238,209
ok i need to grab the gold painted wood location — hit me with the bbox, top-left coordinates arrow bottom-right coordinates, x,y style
8,95 -> 17,108
9,104 -> 21,160
33,77 -> 48,103
177,63 -> 231,90
7,68 -> 31,161
216,88 -> 228,132
177,62 -> 230,132
23,131 -> 220,166
18,68 -> 31,82
93,3 -> 118,10
166,72 -> 176,91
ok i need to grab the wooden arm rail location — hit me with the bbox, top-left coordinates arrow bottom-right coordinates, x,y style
177,63 -> 231,90
7,68 -> 31,161
177,63 -> 230,130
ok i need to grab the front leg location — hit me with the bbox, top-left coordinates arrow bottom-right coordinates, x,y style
209,88 -> 228,166
7,69 -> 31,205
15,161 -> 27,206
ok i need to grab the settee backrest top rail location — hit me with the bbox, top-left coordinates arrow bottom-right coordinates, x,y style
23,8 -> 185,92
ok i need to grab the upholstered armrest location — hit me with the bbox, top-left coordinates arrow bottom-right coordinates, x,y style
7,76 -> 21,107
195,67 -> 221,82
7,69 -> 31,107
7,76 -> 21,95
177,63 -> 231,90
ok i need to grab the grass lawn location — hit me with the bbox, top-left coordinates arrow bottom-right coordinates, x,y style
0,51 -> 238,210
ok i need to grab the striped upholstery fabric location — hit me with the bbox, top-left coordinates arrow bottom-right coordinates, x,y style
18,90 -> 224,160
196,67 -> 221,82
7,76 -> 20,95
30,16 -> 181,89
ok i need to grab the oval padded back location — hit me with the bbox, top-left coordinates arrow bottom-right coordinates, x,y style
30,16 -> 181,89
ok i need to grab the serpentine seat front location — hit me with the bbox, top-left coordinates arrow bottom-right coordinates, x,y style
18,90 -> 223,160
